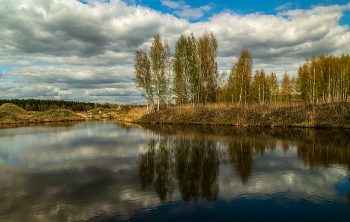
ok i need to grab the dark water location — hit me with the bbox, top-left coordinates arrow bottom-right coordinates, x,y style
0,121 -> 349,222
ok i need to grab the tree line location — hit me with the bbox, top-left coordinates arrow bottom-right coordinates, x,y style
134,31 -> 219,113
0,99 -> 95,112
134,32 -> 350,111
298,54 -> 350,103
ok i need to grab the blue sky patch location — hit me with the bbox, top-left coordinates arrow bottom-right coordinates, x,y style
122,0 -> 350,23
0,65 -> 12,72
340,10 -> 350,26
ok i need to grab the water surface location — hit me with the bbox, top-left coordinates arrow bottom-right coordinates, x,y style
0,121 -> 349,221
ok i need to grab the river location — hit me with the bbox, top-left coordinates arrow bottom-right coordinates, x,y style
0,120 -> 349,221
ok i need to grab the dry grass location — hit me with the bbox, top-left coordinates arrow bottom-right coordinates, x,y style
82,105 -> 148,122
3,101 -> 349,129
123,106 -> 148,122
0,103 -> 86,125
138,102 -> 350,128
0,103 -> 148,125
0,103 -> 26,114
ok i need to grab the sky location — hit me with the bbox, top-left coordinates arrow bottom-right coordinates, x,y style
0,0 -> 350,104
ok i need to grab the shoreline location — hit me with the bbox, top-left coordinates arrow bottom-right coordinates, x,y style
2,102 -> 350,130
133,120 -> 350,129
0,119 -> 87,126
134,102 -> 350,129
3,118 -> 348,129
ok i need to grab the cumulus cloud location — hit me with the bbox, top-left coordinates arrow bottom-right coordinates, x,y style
0,0 -> 349,103
0,0 -> 187,57
0,64 -> 142,103
195,3 -> 350,75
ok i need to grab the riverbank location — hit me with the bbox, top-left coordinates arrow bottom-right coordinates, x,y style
0,103 -> 147,125
0,103 -> 86,125
136,102 -> 350,128
83,105 -> 147,122
3,102 -> 350,129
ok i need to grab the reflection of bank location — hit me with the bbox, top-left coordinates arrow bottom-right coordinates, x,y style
138,125 -> 350,204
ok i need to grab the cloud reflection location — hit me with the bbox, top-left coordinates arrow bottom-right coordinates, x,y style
0,122 -> 349,221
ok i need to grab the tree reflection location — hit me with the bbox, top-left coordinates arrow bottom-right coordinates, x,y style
154,137 -> 174,202
347,165 -> 350,209
253,140 -> 267,156
139,137 -> 155,190
138,125 -> 350,204
347,176 -> 350,209
175,139 -> 219,201
297,136 -> 350,168
228,142 -> 253,184
139,135 -> 174,202
139,134 -> 220,202
175,139 -> 200,201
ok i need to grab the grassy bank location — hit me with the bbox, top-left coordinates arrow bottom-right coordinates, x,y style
0,103 -> 86,125
0,103 -> 148,125
137,102 -> 350,128
4,101 -> 350,129
83,105 -> 148,122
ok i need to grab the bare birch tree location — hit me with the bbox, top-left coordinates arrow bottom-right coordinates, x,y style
197,31 -> 218,103
163,38 -> 172,107
150,34 -> 166,111
133,48 -> 153,113
228,48 -> 253,106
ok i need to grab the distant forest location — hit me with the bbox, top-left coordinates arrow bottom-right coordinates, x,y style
0,99 -> 96,112
134,32 -> 350,113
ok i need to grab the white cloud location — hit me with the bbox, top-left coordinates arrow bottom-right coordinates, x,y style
174,5 -> 212,19
275,2 -> 293,11
0,0 -> 349,103
191,4 -> 350,76
161,0 -> 184,9
161,0 -> 212,19
85,88 -> 138,96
